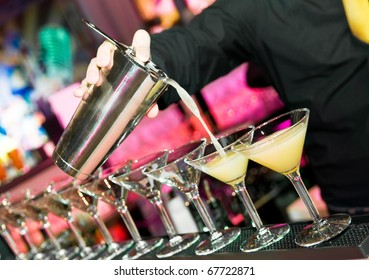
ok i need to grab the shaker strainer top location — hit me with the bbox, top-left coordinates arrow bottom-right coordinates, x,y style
82,19 -> 167,82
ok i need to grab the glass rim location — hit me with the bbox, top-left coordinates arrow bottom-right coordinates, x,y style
187,125 -> 255,164
143,138 -> 207,175
110,150 -> 169,179
235,107 -> 310,153
98,158 -> 133,179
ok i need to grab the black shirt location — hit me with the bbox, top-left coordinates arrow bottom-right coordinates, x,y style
151,0 -> 369,209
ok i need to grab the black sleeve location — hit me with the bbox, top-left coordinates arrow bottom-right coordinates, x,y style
150,0 -> 257,109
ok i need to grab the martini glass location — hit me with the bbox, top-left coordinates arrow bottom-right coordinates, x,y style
32,181 -> 105,259
59,180 -> 134,260
186,125 -> 290,252
110,150 -> 200,259
79,163 -> 164,260
12,191 -> 78,260
0,197 -> 43,259
234,108 -> 351,247
144,139 -> 240,256
0,220 -> 26,259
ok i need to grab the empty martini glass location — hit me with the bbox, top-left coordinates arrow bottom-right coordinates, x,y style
144,139 -> 241,256
186,125 -> 290,252
11,191 -> 78,260
79,163 -> 164,260
0,219 -> 25,259
59,180 -> 135,260
32,180 -> 105,259
234,108 -> 351,247
0,197 -> 43,259
110,150 -> 200,259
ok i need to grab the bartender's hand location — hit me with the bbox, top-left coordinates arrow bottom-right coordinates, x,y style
74,29 -> 160,118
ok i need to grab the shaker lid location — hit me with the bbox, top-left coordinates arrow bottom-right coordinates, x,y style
82,19 -> 167,81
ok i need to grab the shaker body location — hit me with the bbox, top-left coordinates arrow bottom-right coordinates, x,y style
52,49 -> 168,180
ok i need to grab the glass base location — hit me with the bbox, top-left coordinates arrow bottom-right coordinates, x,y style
295,213 -> 351,247
240,223 -> 290,252
73,244 -> 107,260
122,237 -> 164,260
156,233 -> 200,258
40,246 -> 80,260
195,227 -> 241,256
31,251 -> 47,260
97,240 -> 135,260
55,246 -> 81,260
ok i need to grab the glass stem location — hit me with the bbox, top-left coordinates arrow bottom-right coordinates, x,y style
151,196 -> 177,239
0,225 -> 23,259
67,218 -> 87,248
19,225 -> 38,255
92,212 -> 114,245
187,186 -> 218,235
234,182 -> 264,230
115,200 -> 142,242
285,169 -> 321,223
41,217 -> 62,251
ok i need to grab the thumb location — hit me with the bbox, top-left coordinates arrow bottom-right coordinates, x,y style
132,29 -> 151,62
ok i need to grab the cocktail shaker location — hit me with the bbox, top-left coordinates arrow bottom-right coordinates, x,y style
52,20 -> 169,180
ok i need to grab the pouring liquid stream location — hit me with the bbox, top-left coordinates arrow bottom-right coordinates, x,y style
166,79 -> 226,158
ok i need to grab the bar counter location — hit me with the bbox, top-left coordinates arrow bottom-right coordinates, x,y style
139,214 -> 369,260
1,213 -> 368,260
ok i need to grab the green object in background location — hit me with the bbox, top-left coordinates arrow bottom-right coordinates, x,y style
38,25 -> 73,84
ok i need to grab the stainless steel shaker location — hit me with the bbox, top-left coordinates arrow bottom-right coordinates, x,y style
52,20 -> 169,180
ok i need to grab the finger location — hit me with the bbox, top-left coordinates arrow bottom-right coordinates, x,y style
96,40 -> 116,68
74,79 -> 88,97
132,29 -> 151,62
95,68 -> 106,87
85,58 -> 100,85
147,104 -> 159,118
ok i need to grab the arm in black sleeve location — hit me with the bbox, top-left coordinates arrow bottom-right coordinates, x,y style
150,0 -> 256,109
